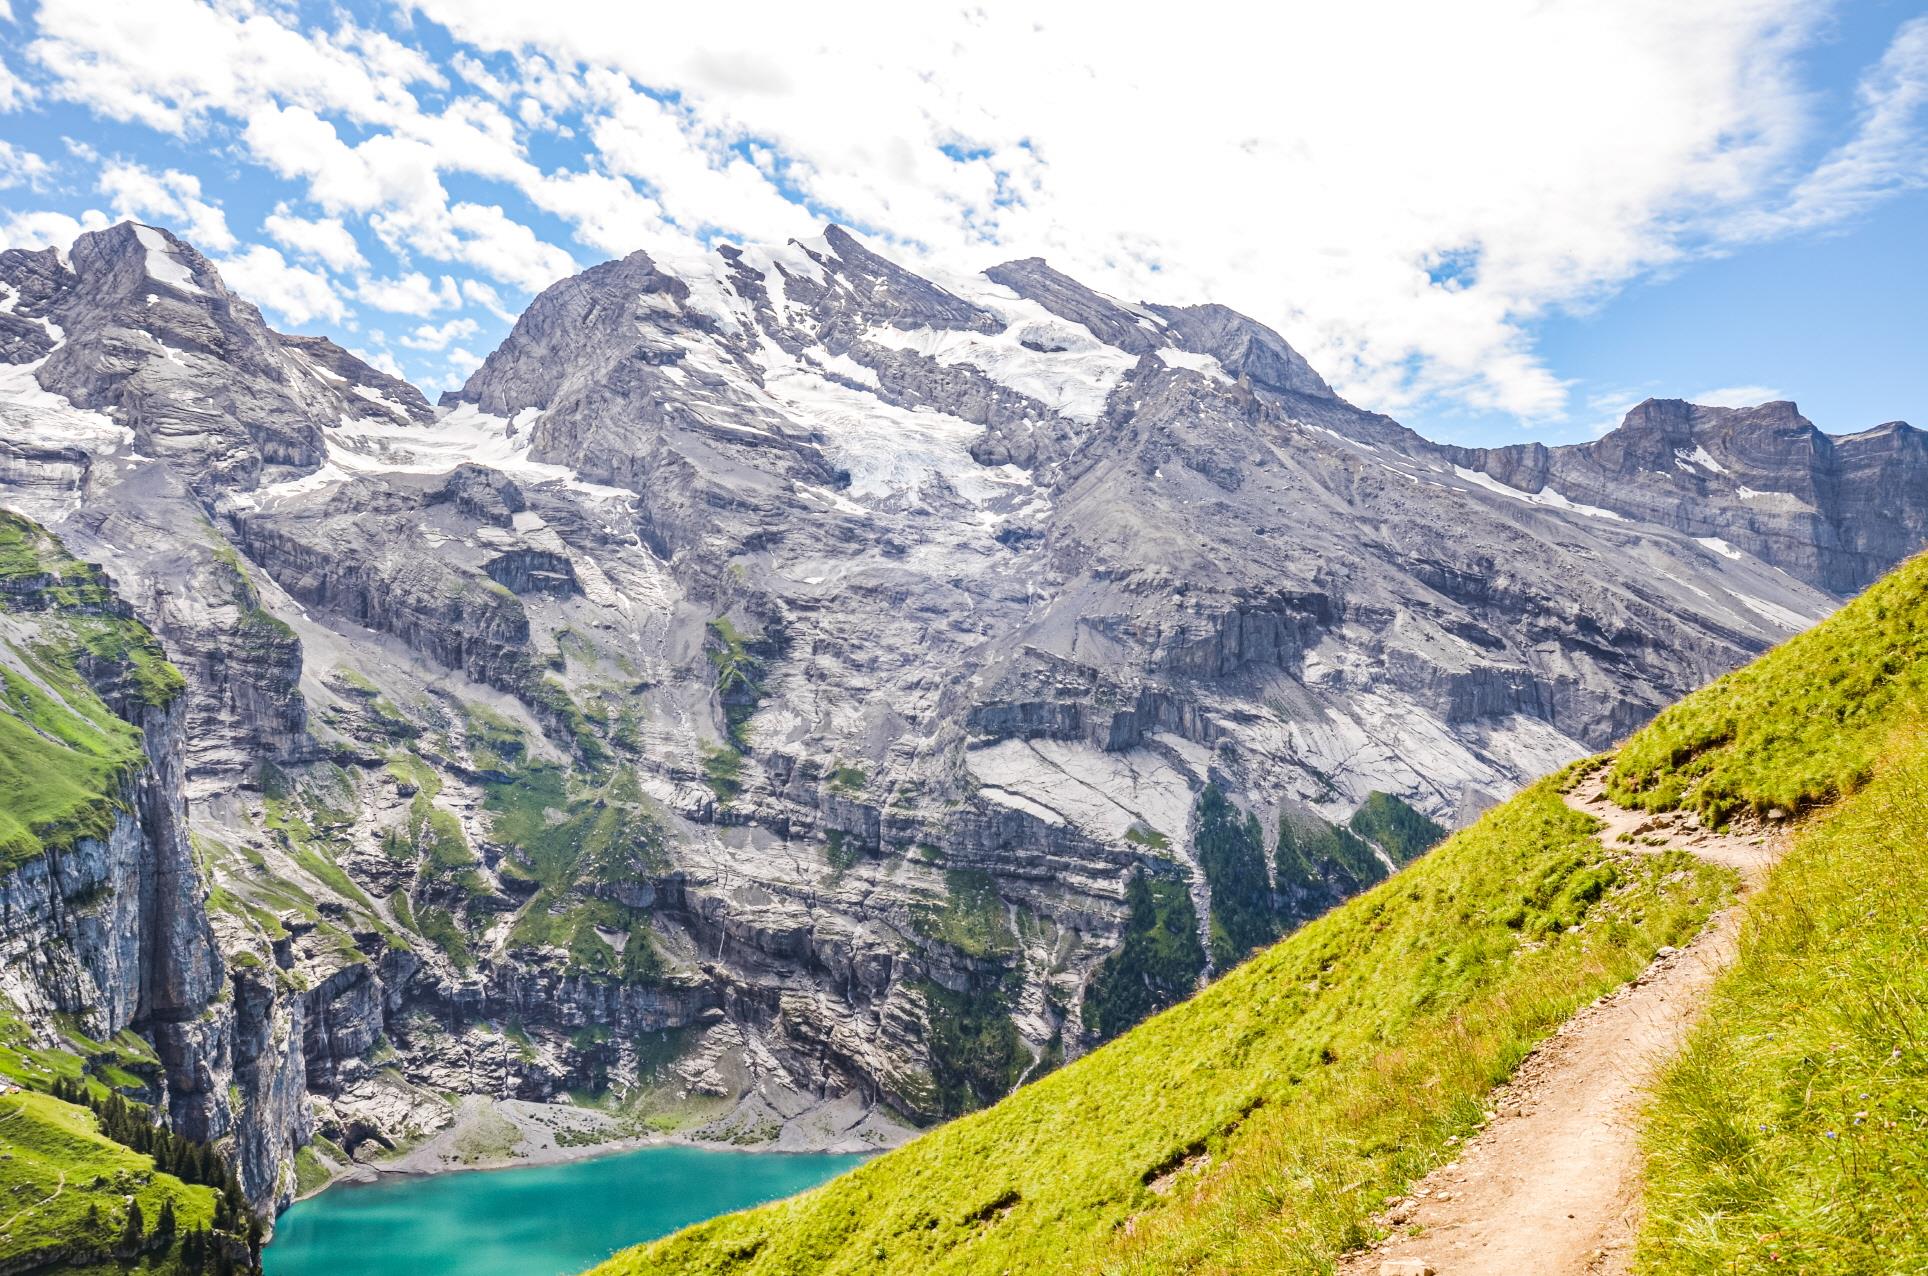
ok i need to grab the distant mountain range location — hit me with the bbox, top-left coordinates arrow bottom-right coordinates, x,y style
0,219 -> 1920,1229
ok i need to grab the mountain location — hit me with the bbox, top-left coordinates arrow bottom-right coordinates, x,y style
590,548 -> 1928,1275
0,219 -> 1922,1237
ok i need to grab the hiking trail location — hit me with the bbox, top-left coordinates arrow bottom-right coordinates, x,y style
1338,760 -> 1781,1276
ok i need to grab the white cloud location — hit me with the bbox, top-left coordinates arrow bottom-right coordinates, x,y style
445,345 -> 484,377
1728,16 -> 1928,240
0,206 -> 108,250
96,159 -> 234,250
1688,385 -> 1787,409
357,270 -> 462,315
213,245 -> 346,327
13,0 -> 1926,426
0,53 -> 34,111
400,316 -> 479,350
263,208 -> 367,272
350,342 -> 405,378
0,140 -> 52,190
397,0 -> 1846,420
458,278 -> 516,321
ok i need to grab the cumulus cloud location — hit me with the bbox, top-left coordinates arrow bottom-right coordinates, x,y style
213,244 -> 346,327
350,342 -> 406,379
96,160 -> 235,250
263,208 -> 367,272
445,345 -> 484,378
9,0 -> 1925,424
357,270 -> 462,315
0,206 -> 109,250
0,141 -> 52,190
399,316 -> 479,350
458,278 -> 517,321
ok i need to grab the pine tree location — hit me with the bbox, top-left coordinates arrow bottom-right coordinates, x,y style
120,1199 -> 145,1252
156,1196 -> 177,1239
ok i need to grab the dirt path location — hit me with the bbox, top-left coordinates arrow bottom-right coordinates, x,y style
1338,764 -> 1780,1276
1,1168 -> 64,1236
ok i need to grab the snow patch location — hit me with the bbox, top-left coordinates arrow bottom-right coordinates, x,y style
1452,466 -> 1626,521
861,312 -> 1137,423
1154,348 -> 1231,381
1728,590 -> 1814,632
1675,445 -> 1727,474
322,402 -> 637,503
132,224 -> 202,295
0,359 -> 133,451
1694,535 -> 1743,560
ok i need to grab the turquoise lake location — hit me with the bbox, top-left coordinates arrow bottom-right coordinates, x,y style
262,1145 -> 866,1276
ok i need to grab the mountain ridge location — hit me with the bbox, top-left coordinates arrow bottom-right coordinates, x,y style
0,216 -> 1922,1242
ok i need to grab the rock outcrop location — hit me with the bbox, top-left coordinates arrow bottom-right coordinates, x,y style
1,219 -> 1921,1225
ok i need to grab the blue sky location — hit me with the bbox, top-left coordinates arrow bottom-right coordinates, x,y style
0,0 -> 1922,445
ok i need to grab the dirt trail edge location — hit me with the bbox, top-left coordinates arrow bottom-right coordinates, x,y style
1337,761 -> 1781,1276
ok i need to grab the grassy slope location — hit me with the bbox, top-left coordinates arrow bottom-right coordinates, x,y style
594,778 -> 1727,1276
1608,551 -> 1928,824
0,1089 -> 216,1270
1623,554 -> 1928,1272
0,510 -> 183,869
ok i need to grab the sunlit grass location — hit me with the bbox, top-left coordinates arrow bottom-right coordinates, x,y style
1635,730 -> 1928,1273
592,775 -> 1727,1275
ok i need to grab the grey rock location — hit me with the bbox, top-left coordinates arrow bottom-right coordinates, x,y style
1,217 -> 1921,1226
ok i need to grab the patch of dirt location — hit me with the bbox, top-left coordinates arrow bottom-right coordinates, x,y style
1338,763 -> 1781,1276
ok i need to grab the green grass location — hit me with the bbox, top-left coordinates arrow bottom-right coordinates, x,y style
590,775 -> 1726,1276
702,743 -> 744,803
528,675 -> 606,764
1609,550 -> 1928,824
486,763 -> 668,983
0,1088 -> 217,1271
0,513 -> 186,868
707,617 -> 764,749
416,906 -> 474,973
293,1145 -> 333,1195
909,870 -> 1019,959
0,665 -> 142,869
461,699 -> 528,773
1346,792 -> 1446,865
1081,873 -> 1204,1041
1636,734 -> 1928,1273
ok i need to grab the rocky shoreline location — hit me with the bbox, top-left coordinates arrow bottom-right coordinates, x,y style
294,1091 -> 906,1203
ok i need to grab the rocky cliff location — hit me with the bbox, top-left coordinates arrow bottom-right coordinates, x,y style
0,220 -> 1921,1222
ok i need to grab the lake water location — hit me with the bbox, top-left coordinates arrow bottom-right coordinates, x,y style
262,1145 -> 866,1276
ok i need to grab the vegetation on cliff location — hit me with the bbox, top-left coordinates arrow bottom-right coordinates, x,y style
0,511 -> 183,869
591,776 -> 1724,1275
590,553 -> 1928,1276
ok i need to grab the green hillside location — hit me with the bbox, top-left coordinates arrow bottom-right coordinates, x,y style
1617,560 -> 1928,1270
0,510 -> 184,869
593,552 -> 1928,1276
593,778 -> 1726,1275
1608,551 -> 1928,823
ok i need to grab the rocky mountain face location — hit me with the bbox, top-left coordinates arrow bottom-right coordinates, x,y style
1444,397 -> 1928,596
0,220 -> 1920,1221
